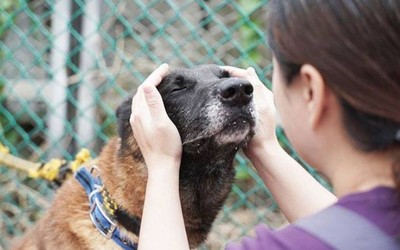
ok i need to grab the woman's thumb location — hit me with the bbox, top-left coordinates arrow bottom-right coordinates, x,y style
143,85 -> 168,121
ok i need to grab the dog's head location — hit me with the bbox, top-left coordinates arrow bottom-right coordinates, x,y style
117,64 -> 256,159
158,64 -> 256,152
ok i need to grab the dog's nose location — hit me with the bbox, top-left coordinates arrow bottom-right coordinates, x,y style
218,78 -> 253,106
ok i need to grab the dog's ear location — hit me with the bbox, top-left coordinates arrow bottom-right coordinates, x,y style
116,97 -> 134,147
115,96 -> 145,162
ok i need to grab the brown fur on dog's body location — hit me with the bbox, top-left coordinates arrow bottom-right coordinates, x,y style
13,65 -> 256,249
13,139 -> 143,250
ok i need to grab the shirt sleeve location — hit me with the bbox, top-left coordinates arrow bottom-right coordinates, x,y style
225,223 -> 332,250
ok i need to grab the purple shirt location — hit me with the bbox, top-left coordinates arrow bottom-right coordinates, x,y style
226,187 -> 400,250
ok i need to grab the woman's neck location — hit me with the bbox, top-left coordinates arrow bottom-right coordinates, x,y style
326,147 -> 396,198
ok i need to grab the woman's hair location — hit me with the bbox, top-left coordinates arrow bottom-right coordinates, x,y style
267,0 -> 400,192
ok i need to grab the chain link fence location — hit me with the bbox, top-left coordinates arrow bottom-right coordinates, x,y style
0,0 -> 329,249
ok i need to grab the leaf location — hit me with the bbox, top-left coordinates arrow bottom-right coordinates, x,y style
0,0 -> 13,10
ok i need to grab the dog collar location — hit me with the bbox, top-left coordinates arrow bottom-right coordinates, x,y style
75,167 -> 138,250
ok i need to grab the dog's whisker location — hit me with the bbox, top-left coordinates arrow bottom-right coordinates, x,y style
182,134 -> 209,145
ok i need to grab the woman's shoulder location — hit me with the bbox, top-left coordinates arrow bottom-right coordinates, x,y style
226,187 -> 399,250
337,186 -> 400,236
226,223 -> 332,250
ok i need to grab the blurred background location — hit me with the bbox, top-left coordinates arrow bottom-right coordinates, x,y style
0,0 -> 329,249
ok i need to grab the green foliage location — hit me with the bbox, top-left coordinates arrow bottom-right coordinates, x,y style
238,0 -> 265,65
0,0 -> 19,39
0,0 -> 20,146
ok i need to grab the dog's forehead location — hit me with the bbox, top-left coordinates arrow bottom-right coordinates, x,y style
172,64 -> 223,79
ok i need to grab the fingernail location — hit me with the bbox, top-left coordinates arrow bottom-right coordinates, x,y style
143,85 -> 154,94
247,67 -> 256,75
160,63 -> 169,69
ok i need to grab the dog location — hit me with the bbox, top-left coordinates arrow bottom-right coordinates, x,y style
13,64 -> 256,249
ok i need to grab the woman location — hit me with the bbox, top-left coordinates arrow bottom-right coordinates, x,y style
130,0 -> 400,249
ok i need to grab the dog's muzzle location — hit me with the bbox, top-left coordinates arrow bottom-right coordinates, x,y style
210,78 -> 256,145
217,78 -> 254,107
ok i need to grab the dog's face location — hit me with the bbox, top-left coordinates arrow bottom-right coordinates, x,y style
117,64 -> 256,159
157,64 -> 256,153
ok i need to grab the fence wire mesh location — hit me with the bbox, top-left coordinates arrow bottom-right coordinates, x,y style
0,0 -> 329,249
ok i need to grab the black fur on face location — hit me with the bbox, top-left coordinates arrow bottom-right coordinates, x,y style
159,64 -> 256,153
117,64 -> 256,161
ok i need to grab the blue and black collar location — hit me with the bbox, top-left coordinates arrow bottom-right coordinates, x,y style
75,167 -> 140,250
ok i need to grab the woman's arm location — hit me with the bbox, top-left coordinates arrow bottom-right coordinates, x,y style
139,162 -> 188,250
248,139 -> 337,222
223,66 -> 337,222
130,64 -> 190,250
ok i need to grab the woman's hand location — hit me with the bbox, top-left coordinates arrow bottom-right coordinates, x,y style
133,66 -> 189,250
222,66 -> 337,222
221,66 -> 279,155
130,64 -> 182,172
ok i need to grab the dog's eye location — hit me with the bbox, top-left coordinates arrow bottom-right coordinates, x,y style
219,70 -> 230,78
171,86 -> 187,93
170,75 -> 187,93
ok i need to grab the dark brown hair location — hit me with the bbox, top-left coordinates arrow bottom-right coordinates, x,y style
267,0 -> 400,193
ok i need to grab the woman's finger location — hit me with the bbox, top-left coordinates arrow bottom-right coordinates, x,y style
221,66 -> 265,87
142,85 -> 169,124
220,65 -> 248,78
131,85 -> 141,114
131,63 -> 169,124
131,85 -> 149,129
246,67 -> 265,87
142,63 -> 169,88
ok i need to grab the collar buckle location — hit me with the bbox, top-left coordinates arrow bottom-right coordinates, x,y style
89,193 -> 117,239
